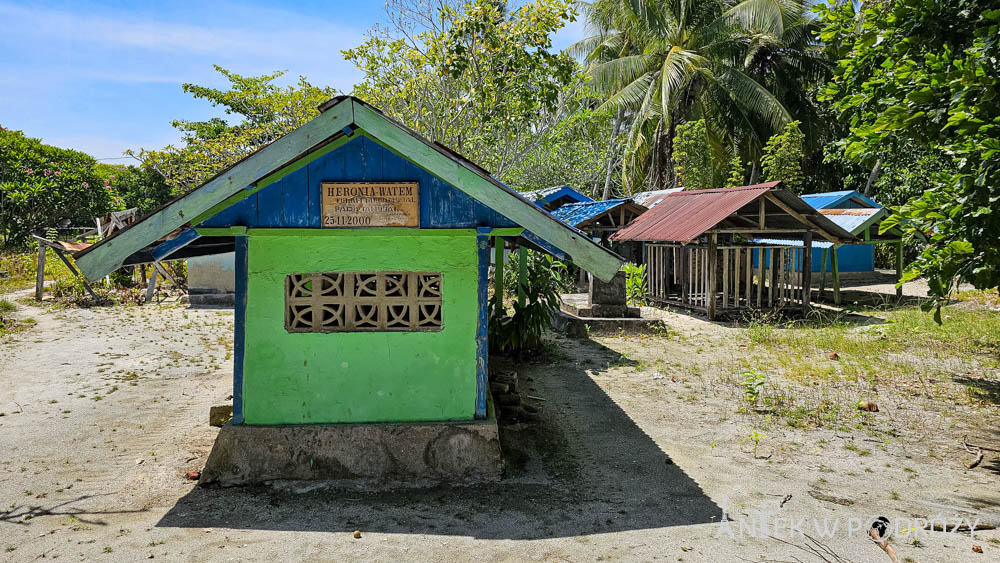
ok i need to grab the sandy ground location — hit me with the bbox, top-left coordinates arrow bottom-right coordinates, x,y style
2,280 -> 999,562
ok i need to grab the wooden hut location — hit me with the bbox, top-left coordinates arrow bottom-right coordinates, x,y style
72,96 -> 622,484
611,182 -> 856,320
550,198 -> 647,240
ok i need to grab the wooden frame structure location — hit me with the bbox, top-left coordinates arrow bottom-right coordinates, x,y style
644,239 -> 814,318
611,183 -> 856,320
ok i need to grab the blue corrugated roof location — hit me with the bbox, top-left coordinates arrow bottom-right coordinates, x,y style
550,198 -> 631,227
801,190 -> 880,209
522,185 -> 593,206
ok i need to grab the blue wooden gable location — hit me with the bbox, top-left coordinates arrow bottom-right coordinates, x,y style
198,134 -> 518,230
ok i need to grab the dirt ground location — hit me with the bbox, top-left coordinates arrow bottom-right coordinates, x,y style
2,276 -> 999,562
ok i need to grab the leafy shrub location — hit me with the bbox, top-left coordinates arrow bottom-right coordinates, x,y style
622,262 -> 647,306
489,250 -> 569,354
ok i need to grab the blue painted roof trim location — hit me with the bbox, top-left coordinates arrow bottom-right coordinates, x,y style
801,190 -> 880,210
524,185 -> 593,207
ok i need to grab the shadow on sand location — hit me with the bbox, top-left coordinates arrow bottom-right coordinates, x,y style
156,340 -> 721,539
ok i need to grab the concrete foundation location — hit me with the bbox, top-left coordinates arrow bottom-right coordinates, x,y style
200,409 -> 502,487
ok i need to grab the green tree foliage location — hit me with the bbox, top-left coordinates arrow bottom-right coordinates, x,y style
131,66 -> 336,192
96,163 -> 173,213
817,0 -> 1000,313
760,121 -> 805,192
0,127 -> 122,247
576,0 -> 826,192
672,120 -> 716,191
344,0 -> 606,188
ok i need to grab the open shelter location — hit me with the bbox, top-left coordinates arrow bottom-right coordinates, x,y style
611,182 -> 856,320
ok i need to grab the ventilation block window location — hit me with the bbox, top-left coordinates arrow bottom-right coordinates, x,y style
285,271 -> 443,332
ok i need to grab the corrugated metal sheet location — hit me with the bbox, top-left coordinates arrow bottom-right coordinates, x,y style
632,188 -> 683,208
802,190 -> 880,210
550,198 -> 631,227
819,208 -> 886,235
522,185 -> 593,206
611,183 -> 780,242
611,182 -> 857,243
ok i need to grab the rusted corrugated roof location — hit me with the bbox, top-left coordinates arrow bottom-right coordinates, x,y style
611,182 -> 857,243
612,183 -> 780,243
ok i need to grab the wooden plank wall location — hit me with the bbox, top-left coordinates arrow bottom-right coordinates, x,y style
199,135 -> 519,230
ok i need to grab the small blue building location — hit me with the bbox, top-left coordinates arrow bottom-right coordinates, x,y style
803,190 -> 882,273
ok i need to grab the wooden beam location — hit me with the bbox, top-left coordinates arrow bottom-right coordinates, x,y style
151,228 -> 201,262
802,232 -> 812,308
759,199 -> 765,229
818,247 -> 828,298
831,246 -> 841,306
517,245 -> 527,309
708,233 -> 718,320
763,192 -> 841,244
353,102 -> 623,281
145,266 -> 159,304
35,243 -> 46,301
75,100 -> 356,281
494,239 -> 504,317
475,227 -> 490,419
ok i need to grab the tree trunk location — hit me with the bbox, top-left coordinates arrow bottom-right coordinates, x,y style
863,156 -> 883,196
602,109 -> 625,200
748,160 -> 760,184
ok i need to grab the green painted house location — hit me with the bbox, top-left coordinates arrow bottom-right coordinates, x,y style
75,97 -> 622,428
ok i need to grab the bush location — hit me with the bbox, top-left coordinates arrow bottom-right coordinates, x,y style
489,250 -> 569,354
622,262 -> 647,306
1,127 -> 123,247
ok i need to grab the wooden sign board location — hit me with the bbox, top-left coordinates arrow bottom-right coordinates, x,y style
321,182 -> 419,228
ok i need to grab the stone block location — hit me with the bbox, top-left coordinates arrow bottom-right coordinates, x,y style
589,270 -> 627,306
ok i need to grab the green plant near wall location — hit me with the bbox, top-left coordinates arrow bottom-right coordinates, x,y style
489,250 -> 569,354
622,262 -> 648,306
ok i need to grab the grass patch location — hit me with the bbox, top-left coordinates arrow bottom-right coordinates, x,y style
0,298 -> 15,314
745,306 -> 1000,385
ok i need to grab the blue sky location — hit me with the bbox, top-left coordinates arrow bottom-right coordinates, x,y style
0,0 -> 586,162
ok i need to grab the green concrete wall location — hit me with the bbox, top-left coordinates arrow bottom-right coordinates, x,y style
242,230 -> 479,424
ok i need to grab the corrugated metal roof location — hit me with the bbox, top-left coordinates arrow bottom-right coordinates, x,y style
820,208 -> 886,235
802,190 -> 880,210
611,183 -> 780,242
611,182 -> 857,243
750,238 -> 835,249
632,188 -> 684,208
550,198 -> 632,227
522,185 -> 593,206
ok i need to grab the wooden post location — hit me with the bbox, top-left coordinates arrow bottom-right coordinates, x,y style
494,239 -> 505,316
802,233 -> 812,309
707,234 -> 718,320
35,243 -> 46,301
517,245 -> 527,309
831,245 -> 841,306
818,247 -> 828,299
770,248 -> 779,307
895,240 -> 904,299
145,266 -> 159,304
680,246 -> 689,305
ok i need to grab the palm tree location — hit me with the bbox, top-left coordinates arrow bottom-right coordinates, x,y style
572,0 -> 825,192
